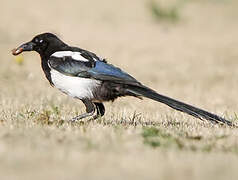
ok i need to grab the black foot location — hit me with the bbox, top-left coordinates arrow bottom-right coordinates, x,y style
69,100 -> 105,122
70,111 -> 95,122
70,99 -> 95,122
70,99 -> 105,122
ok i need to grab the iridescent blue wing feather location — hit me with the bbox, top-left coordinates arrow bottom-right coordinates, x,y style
87,61 -> 140,85
48,51 -> 141,86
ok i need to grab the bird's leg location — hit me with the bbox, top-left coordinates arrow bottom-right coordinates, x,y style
70,99 -> 95,122
93,103 -> 105,119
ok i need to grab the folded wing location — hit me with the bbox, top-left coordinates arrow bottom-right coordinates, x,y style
48,51 -> 141,86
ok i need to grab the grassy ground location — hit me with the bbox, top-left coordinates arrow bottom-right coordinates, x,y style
1,0 -> 238,179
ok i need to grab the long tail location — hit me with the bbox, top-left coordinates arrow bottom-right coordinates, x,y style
126,85 -> 233,126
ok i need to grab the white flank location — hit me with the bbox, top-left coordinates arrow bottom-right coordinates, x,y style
51,51 -> 90,62
50,69 -> 101,99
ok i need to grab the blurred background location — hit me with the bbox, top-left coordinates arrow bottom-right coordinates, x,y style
1,0 -> 238,111
1,0 -> 238,179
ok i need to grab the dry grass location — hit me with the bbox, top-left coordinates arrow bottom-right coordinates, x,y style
1,0 -> 238,179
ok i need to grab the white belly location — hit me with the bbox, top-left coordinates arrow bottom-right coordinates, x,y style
50,69 -> 101,100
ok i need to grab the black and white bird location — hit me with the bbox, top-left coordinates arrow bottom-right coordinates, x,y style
12,33 -> 233,126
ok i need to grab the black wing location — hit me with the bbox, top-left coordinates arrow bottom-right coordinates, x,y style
48,50 -> 141,86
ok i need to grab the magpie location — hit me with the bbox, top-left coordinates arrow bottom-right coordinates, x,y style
12,33 -> 233,126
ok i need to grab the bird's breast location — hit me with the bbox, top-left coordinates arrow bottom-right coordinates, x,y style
50,69 -> 101,100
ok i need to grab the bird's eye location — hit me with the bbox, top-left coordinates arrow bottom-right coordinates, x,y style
39,40 -> 43,43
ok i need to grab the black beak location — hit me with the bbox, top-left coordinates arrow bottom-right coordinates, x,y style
12,41 -> 35,56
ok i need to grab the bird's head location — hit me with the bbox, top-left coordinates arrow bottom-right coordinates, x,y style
12,33 -> 67,57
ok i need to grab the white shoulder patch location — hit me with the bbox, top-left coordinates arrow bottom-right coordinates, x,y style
51,51 -> 89,62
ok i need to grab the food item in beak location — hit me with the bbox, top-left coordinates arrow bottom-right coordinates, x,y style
12,48 -> 23,56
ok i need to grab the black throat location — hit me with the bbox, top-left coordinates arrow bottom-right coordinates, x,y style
40,54 -> 54,85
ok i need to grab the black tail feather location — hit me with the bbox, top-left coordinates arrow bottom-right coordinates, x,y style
126,85 -> 233,126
